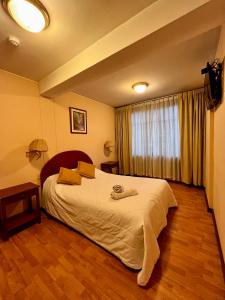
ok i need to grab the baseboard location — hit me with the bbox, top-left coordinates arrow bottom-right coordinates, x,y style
203,189 -> 213,213
211,211 -> 225,280
203,190 -> 225,279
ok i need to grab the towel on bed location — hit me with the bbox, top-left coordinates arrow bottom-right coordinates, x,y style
111,189 -> 138,200
112,184 -> 124,193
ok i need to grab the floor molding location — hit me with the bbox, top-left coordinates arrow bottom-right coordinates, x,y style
203,189 -> 213,213
204,190 -> 225,279
211,210 -> 225,281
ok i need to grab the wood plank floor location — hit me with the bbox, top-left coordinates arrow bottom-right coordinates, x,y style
0,183 -> 224,299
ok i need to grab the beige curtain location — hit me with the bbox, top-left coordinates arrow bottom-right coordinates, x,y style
130,96 -> 180,180
178,88 -> 206,186
115,96 -> 180,180
115,88 -> 206,186
115,105 -> 132,174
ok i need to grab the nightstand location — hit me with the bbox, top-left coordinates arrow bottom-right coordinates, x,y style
101,161 -> 119,174
0,182 -> 41,241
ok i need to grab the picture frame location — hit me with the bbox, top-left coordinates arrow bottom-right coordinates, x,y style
69,107 -> 87,134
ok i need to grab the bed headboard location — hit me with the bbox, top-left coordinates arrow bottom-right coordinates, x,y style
40,150 -> 93,188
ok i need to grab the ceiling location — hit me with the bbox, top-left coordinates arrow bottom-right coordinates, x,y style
71,27 -> 220,107
0,0 -> 157,80
1,0 -> 225,107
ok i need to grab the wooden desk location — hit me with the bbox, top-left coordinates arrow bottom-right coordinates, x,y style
0,182 -> 40,241
101,161 -> 119,174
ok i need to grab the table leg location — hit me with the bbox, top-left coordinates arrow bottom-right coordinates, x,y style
28,196 -> 33,213
35,192 -> 41,224
0,202 -> 8,241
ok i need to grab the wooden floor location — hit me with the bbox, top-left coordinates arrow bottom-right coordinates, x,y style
0,183 -> 224,299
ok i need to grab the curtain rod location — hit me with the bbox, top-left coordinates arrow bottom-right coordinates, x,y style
115,86 -> 203,109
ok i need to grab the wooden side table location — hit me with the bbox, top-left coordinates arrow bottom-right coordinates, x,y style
101,161 -> 119,174
0,182 -> 41,241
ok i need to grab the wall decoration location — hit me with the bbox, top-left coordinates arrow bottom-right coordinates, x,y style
69,107 -> 87,134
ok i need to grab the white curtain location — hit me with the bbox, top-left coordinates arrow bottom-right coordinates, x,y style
130,95 -> 180,180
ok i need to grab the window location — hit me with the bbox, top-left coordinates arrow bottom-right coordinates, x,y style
131,101 -> 180,159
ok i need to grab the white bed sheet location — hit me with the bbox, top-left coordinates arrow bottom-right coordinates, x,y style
42,169 -> 177,286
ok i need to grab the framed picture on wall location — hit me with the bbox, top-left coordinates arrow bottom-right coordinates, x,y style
69,107 -> 87,134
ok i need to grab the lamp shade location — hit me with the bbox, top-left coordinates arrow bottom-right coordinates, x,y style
104,141 -> 114,156
29,138 -> 48,152
104,141 -> 114,150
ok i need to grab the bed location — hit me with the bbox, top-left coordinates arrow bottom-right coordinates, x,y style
40,150 -> 177,286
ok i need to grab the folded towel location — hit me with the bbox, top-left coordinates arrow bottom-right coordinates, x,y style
111,189 -> 138,200
112,184 -> 124,193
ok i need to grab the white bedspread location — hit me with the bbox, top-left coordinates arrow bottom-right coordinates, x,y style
42,169 -> 177,286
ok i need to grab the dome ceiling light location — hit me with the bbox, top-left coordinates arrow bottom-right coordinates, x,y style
132,82 -> 149,94
2,0 -> 50,33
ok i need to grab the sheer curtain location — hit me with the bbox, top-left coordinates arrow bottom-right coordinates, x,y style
131,96 -> 180,180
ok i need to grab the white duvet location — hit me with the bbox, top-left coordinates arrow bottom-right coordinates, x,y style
42,169 -> 177,286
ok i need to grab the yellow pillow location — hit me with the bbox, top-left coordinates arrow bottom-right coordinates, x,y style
77,161 -> 95,178
57,167 -> 81,185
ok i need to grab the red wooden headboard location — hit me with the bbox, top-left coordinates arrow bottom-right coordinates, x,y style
40,150 -> 93,188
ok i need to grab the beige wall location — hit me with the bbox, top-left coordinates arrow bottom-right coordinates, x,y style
0,69 -> 115,193
213,24 -> 225,259
52,92 -> 115,167
205,24 -> 225,259
205,110 -> 214,208
0,70 -> 43,189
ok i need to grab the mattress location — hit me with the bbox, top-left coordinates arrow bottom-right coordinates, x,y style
42,168 -> 177,285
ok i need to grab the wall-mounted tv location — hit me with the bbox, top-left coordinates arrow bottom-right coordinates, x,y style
201,60 -> 223,110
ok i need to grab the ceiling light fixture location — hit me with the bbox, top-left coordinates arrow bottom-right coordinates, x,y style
132,82 -> 149,93
2,0 -> 50,33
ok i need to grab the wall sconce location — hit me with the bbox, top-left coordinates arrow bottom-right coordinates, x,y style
104,141 -> 114,157
26,138 -> 48,160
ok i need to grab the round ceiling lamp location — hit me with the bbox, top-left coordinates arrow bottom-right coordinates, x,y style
132,82 -> 149,93
2,0 -> 50,33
